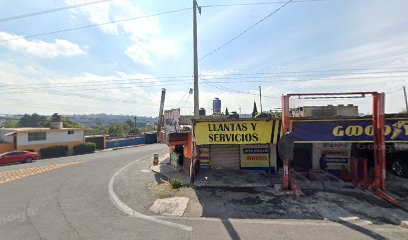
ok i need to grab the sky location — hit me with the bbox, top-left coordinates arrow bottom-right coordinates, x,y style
0,0 -> 408,116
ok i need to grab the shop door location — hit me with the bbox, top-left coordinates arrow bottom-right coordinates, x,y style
209,145 -> 240,169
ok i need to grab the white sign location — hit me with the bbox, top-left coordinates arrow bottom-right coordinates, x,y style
163,108 -> 180,132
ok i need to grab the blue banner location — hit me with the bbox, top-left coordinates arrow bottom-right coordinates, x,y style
292,118 -> 408,142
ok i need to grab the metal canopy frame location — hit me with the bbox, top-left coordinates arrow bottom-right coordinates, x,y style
281,92 -> 399,206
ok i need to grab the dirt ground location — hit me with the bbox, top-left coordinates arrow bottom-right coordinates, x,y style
149,170 -> 408,227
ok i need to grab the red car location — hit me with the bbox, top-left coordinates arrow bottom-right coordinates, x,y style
0,151 -> 39,164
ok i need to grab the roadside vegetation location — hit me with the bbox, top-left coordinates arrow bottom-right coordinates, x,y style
73,142 -> 96,154
149,179 -> 188,198
39,145 -> 69,158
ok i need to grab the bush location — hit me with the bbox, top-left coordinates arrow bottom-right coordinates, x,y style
39,145 -> 69,158
73,142 -> 96,154
169,179 -> 185,189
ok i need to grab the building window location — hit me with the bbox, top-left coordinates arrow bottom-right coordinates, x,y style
68,130 -> 75,135
28,132 -> 46,141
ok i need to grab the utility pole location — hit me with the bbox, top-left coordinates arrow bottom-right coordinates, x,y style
193,0 -> 199,119
157,88 -> 166,140
404,86 -> 408,113
134,116 -> 137,133
259,86 -> 263,114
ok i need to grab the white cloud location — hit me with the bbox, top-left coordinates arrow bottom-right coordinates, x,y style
66,0 -> 177,65
0,32 -> 86,58
125,45 -> 152,65
0,60 -> 164,115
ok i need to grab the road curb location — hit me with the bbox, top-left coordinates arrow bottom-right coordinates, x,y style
108,155 -> 193,231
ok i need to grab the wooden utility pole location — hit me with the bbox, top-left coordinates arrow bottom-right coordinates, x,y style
403,86 -> 408,113
193,0 -> 199,119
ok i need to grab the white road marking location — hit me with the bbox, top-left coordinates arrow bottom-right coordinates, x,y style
108,155 -> 193,232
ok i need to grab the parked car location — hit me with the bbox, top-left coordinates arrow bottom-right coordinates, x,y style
354,143 -> 408,178
0,151 -> 39,164
390,144 -> 408,178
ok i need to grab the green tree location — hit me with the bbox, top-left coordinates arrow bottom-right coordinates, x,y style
225,108 -> 229,116
125,119 -> 135,128
17,113 -> 47,127
86,125 -> 108,135
42,117 -> 82,128
108,123 -> 131,136
2,119 -> 18,128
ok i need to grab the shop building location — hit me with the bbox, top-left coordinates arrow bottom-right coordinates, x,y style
193,118 -> 282,173
289,116 -> 408,176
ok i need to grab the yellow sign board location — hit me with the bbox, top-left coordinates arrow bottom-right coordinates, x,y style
240,144 -> 272,169
195,121 -> 273,145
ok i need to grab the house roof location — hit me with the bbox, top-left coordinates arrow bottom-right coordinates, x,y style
0,128 -> 87,133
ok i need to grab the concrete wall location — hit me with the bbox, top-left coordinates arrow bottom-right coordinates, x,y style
106,137 -> 145,148
0,143 -> 14,153
17,130 -> 84,146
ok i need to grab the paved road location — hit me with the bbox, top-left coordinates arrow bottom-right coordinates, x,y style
0,144 -> 407,240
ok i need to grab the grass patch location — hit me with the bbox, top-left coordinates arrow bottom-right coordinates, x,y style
169,179 -> 185,189
149,179 -> 187,198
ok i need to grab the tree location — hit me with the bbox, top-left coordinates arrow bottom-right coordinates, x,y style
108,123 -> 131,136
61,117 -> 82,128
225,108 -> 229,116
42,116 -> 82,128
17,113 -> 47,127
2,119 -> 18,128
125,119 -> 135,128
252,101 -> 258,118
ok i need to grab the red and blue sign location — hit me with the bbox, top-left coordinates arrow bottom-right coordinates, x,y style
292,118 -> 408,142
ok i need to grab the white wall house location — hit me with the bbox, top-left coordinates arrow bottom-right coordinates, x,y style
0,128 -> 85,153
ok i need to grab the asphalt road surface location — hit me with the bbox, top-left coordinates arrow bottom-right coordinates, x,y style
1,144 -> 407,240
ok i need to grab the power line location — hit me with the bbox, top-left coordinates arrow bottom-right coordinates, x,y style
0,7 -> 192,42
386,88 -> 403,94
177,84 -> 193,107
2,67 -> 407,90
0,72 -> 407,95
203,79 -> 281,99
0,0 -> 112,23
199,0 -> 293,61
201,0 -> 326,8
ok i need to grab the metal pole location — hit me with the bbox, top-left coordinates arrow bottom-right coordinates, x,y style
193,0 -> 199,119
259,86 -> 263,114
403,86 -> 408,113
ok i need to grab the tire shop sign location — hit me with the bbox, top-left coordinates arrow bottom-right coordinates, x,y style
292,118 -> 408,142
240,144 -> 271,170
195,120 -> 273,145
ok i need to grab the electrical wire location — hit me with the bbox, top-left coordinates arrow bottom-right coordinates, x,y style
0,0 -> 112,23
199,0 -> 293,61
177,84 -> 193,107
201,0 -> 326,8
203,79 -> 281,99
2,67 -> 407,91
0,7 -> 192,42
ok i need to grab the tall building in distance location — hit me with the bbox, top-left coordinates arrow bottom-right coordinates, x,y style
212,98 -> 221,115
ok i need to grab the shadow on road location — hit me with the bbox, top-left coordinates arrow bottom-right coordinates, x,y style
338,220 -> 388,240
221,219 -> 241,240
